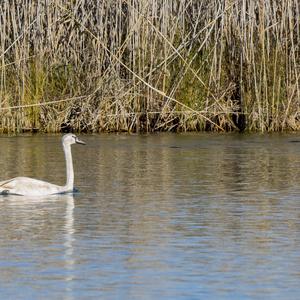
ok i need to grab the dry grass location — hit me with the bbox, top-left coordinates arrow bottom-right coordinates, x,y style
0,0 -> 299,133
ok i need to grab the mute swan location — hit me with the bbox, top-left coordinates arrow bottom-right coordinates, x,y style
0,134 -> 85,196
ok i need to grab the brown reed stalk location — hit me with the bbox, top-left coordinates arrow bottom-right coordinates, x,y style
0,0 -> 298,133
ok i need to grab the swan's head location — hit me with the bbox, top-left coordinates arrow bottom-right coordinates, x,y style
62,133 -> 86,146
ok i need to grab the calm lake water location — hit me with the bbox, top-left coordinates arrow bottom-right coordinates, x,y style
1,133 -> 300,299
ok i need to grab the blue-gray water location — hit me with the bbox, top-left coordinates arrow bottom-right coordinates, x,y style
1,133 -> 300,299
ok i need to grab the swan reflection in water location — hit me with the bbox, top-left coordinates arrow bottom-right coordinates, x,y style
0,194 -> 76,298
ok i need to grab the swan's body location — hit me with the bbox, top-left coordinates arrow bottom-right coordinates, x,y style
0,134 -> 85,196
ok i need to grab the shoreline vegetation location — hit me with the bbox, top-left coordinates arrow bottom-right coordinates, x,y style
0,0 -> 299,133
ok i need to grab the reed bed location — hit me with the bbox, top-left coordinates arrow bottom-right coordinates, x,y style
0,0 -> 299,133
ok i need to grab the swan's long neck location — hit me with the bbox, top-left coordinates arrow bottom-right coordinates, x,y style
63,143 -> 74,191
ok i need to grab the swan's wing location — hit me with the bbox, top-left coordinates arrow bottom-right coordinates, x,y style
0,179 -> 17,193
0,177 -> 64,196
1,178 -> 17,195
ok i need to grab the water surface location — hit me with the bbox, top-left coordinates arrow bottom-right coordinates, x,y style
1,133 -> 300,299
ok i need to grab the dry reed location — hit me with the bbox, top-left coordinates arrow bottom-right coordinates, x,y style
0,0 -> 299,133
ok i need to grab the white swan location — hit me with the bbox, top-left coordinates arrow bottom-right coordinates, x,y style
0,133 -> 85,196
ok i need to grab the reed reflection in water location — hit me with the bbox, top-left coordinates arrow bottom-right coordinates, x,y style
0,133 -> 300,299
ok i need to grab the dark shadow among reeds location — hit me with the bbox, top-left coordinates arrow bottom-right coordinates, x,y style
0,0 -> 299,133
